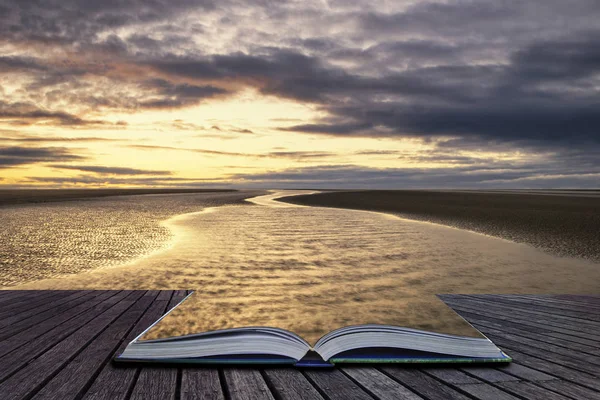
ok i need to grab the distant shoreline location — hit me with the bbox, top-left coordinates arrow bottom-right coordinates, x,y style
0,188 -> 237,206
279,190 -> 600,263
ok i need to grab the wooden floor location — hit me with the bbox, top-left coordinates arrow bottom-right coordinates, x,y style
0,292 -> 598,400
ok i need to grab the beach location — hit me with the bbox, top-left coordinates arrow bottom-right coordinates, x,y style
279,190 -> 600,263
9,190 -> 600,343
0,188 -> 238,206
0,190 -> 265,286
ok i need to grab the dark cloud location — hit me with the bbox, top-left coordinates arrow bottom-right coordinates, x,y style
0,56 -> 48,72
138,79 -> 228,109
0,100 -> 116,127
279,122 -> 373,135
126,144 -> 335,160
24,176 -> 227,188
229,161 -> 600,189
126,144 -> 251,157
267,151 -> 336,160
0,146 -> 86,168
145,50 -> 338,101
48,164 -> 172,176
354,150 -> 398,156
0,0 -> 215,47
509,31 -> 600,84
0,132 -> 125,143
2,0 -> 600,187
269,33 -> 600,147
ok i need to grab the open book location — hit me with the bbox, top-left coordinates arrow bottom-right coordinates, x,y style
115,293 -> 511,367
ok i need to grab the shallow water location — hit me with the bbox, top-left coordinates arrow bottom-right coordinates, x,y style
0,191 -> 258,286
14,191 -> 600,343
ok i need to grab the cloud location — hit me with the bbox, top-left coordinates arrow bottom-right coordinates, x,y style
138,79 -> 228,109
48,164 -> 172,176
127,144 -> 337,160
0,56 -> 48,72
0,132 -> 125,143
229,161 -> 600,189
0,100 -> 119,127
2,0 -> 600,187
0,0 -> 215,47
23,176 -> 227,188
0,146 -> 86,168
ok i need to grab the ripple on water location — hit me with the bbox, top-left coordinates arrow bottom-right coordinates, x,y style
8,191 -> 600,343
0,192 -> 257,286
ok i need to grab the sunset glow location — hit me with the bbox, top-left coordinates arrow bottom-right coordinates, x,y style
1,1 -> 598,188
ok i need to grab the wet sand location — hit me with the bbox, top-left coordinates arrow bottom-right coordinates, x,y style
279,190 -> 600,262
0,188 -> 237,206
0,190 -> 265,286
12,191 -> 600,343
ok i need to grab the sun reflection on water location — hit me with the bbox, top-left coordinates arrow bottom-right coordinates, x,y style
12,191 -> 600,343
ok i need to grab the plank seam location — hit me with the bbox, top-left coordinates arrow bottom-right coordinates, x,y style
259,369 -> 284,400
123,365 -> 143,400
454,297 -> 600,329
467,317 -> 600,358
74,291 -> 155,400
461,295 -> 600,323
20,291 -> 143,400
418,367 -> 525,400
300,370 -> 334,400
0,290 -> 125,384
375,367 -> 476,400
218,369 -> 232,400
338,368 -> 402,400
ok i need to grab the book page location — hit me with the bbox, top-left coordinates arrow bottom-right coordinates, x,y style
138,292 -> 484,345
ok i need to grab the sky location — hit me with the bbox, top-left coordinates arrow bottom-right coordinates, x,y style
1,0 -> 599,189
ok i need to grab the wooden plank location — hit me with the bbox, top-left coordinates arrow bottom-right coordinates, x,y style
1,292 -> 598,399
552,294 -> 600,305
0,290 -> 72,319
0,290 -> 141,400
129,367 -> 177,400
0,291 -> 120,377
0,290 -> 49,308
0,289 -> 59,306
0,291 -> 95,340
479,332 -> 600,376
450,304 -> 600,348
455,383 -> 522,400
502,295 -> 600,314
31,291 -> 158,400
463,295 -> 600,323
454,309 -> 600,355
477,295 -> 600,317
443,296 -> 600,335
494,363 -> 558,382
496,381 -> 574,400
342,367 -> 423,400
458,295 -> 600,330
459,366 -> 520,383
181,369 -> 224,400
304,369 -> 373,400
422,367 -> 481,385
0,290 -> 88,330
443,299 -> 600,342
223,369 -> 276,400
492,349 -> 600,392
263,368 -> 324,400
0,290 -> 27,299
539,380 -> 600,400
379,367 -> 471,400
81,291 -> 174,400
468,322 -> 600,368
129,291 -> 187,400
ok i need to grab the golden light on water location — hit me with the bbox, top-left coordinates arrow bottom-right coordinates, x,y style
10,192 -> 600,343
